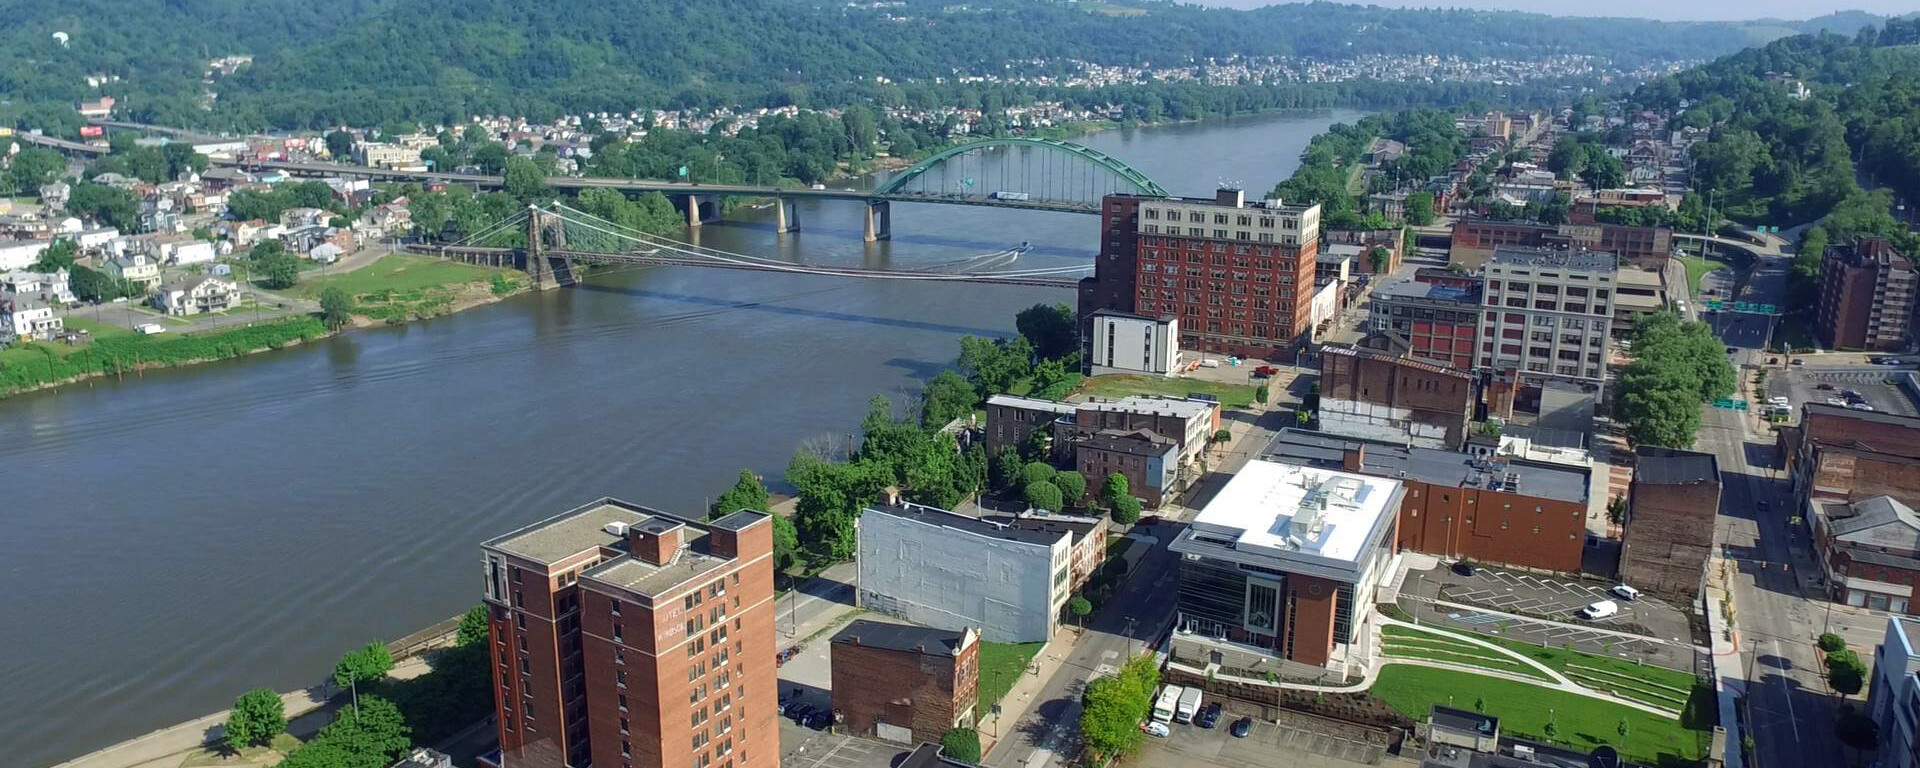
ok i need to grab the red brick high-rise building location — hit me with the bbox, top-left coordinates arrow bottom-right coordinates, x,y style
1079,190 -> 1323,362
480,499 -> 778,768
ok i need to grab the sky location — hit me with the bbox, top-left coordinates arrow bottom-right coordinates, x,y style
1181,0 -> 1908,23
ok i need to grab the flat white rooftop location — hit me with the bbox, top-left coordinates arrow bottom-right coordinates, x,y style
1187,460 -> 1400,569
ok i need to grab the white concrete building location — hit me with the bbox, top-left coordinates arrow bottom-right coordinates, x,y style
857,497 -> 1071,643
105,252 -> 162,290
1871,617 -> 1920,768
1087,309 -> 1178,376
0,296 -> 63,340
1475,246 -> 1618,386
0,240 -> 50,271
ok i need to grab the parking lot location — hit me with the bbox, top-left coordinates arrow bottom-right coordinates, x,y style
1133,707 -> 1389,768
779,723 -> 908,768
1398,563 -> 1700,675
1768,367 -> 1918,417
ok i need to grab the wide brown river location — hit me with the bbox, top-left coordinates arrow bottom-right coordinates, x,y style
0,110 -> 1358,766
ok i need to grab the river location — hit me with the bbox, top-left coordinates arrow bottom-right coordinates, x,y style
0,109 -> 1361,767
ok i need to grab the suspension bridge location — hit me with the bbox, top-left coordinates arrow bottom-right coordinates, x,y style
23,126 -> 1170,240
407,202 -> 1091,290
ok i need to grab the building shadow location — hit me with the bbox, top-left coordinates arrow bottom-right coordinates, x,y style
780,680 -> 833,716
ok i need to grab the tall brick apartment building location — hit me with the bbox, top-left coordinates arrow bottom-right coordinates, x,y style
1814,238 -> 1916,351
480,499 -> 777,768
830,621 -> 979,745
1621,447 -> 1721,599
1079,190 -> 1323,362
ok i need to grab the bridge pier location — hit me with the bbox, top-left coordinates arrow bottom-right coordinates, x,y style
775,198 -> 800,234
861,200 -> 891,242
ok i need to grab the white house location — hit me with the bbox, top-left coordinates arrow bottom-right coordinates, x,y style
105,252 -> 162,290
1087,309 -> 1179,377
74,227 -> 120,249
152,275 -> 238,316
167,240 -> 218,265
308,243 -> 343,264
0,268 -> 76,305
0,240 -> 50,271
0,296 -> 63,340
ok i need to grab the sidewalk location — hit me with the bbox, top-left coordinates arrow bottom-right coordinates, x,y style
979,627 -> 1090,768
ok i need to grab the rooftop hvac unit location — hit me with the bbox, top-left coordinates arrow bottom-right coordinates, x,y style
603,521 -> 631,536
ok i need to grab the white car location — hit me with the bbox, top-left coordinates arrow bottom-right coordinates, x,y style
1767,396 -> 1790,407
1611,584 -> 1641,601
135,323 -> 167,335
1142,721 -> 1171,738
1827,397 -> 1847,407
1850,403 -> 1876,412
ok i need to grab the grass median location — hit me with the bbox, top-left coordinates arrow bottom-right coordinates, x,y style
1079,374 -> 1260,409
977,642 -> 1046,716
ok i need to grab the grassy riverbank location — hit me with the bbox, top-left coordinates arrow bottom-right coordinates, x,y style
294,254 -> 523,324
0,316 -> 331,398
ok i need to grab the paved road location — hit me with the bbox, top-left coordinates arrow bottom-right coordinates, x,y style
1700,239 -> 1845,768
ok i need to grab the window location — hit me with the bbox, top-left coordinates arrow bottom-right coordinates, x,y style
611,598 -> 622,616
619,693 -> 628,712
615,649 -> 625,666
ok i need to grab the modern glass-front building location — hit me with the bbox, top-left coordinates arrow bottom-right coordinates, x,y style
1168,460 -> 1402,675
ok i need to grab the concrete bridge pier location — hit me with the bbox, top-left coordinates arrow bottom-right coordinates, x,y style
862,200 -> 892,242
775,198 -> 800,234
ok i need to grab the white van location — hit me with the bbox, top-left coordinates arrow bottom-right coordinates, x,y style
1151,685 -> 1181,724
1580,600 -> 1619,620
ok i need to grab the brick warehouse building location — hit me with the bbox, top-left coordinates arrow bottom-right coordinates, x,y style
1317,344 -> 1476,450
1620,447 -> 1721,599
830,621 -> 980,745
1079,189 -> 1323,362
480,499 -> 777,768
1266,429 -> 1592,573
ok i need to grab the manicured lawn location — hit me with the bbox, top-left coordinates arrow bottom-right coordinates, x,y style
1380,626 -> 1554,680
1369,666 -> 1708,767
1477,635 -> 1697,694
1078,374 -> 1259,409
63,317 -> 136,339
977,642 -> 1045,716
290,254 -> 501,299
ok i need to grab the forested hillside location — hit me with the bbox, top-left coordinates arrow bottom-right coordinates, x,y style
0,0 -> 1800,131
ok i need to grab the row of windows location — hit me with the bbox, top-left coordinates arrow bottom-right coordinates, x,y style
1141,208 -> 1292,229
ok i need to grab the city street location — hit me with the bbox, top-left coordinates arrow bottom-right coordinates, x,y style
1700,241 -> 1846,768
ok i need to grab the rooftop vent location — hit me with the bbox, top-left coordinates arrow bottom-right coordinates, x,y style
603,521 -> 631,536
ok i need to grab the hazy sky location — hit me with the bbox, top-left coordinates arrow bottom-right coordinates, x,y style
1185,0 -> 1907,23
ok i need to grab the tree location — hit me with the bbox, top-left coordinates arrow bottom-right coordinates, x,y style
1077,654 -> 1159,758
1616,717 -> 1630,750
787,450 -> 888,562
1025,480 -> 1064,512
1618,311 -> 1735,448
711,469 -> 772,519
251,241 -> 301,290
332,643 -> 395,696
772,514 -> 801,573
456,605 -> 490,648
503,156 -> 551,203
281,694 -> 411,768
326,130 -> 356,159
6,147 -> 67,195
1213,428 -> 1233,445
958,335 -> 1033,398
1403,192 -> 1435,226
1102,472 -> 1131,507
1068,596 -> 1094,626
1254,385 -> 1269,404
1054,471 -> 1087,505
1827,649 -> 1867,697
33,239 -> 78,272
1023,461 -> 1057,487
1015,302 -> 1079,361
1109,494 -> 1141,525
1542,718 -> 1559,741
990,448 -> 1025,494
66,182 -> 140,231
940,727 -> 982,763
1818,633 -> 1848,653
920,370 -> 979,428
224,688 -> 287,753
1368,246 -> 1391,274
319,287 -> 354,329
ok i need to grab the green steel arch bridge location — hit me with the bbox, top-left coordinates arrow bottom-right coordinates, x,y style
24,129 -> 1171,240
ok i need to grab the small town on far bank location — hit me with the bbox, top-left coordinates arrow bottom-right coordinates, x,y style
12,10 -> 1920,768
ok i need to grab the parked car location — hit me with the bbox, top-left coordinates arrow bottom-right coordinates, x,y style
1793,359 -> 1806,366
789,704 -> 816,722
1767,396 -> 1791,407
1143,721 -> 1171,738
1816,383 -> 1835,390
1197,702 -> 1223,728
1230,717 -> 1253,738
1452,560 -> 1476,577
1254,365 -> 1278,376
1850,403 -> 1876,412
1827,397 -> 1847,407
1611,584 -> 1641,601
1580,600 -> 1620,620
804,711 -> 831,730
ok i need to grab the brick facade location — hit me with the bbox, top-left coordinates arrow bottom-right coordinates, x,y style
1815,238 -> 1916,351
829,622 -> 979,745
1620,447 -> 1720,599
1318,345 -> 1475,449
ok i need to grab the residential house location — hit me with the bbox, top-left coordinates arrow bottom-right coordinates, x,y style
104,253 -> 162,291
152,275 -> 239,316
76,96 -> 115,118
0,268 -> 76,305
41,181 -> 70,212
0,239 -> 50,271
0,296 -> 63,340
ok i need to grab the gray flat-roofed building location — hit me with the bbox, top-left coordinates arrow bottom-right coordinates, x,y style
858,497 -> 1072,643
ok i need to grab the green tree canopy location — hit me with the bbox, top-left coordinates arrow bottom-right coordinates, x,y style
920,370 -> 980,428
1025,479 -> 1064,512
1077,654 -> 1160,758
224,688 -> 288,753
456,605 -> 490,648
319,287 -> 354,329
331,642 -> 395,690
1016,302 -> 1079,361
711,469 -> 772,519
940,727 -> 982,763
1054,471 -> 1087,504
